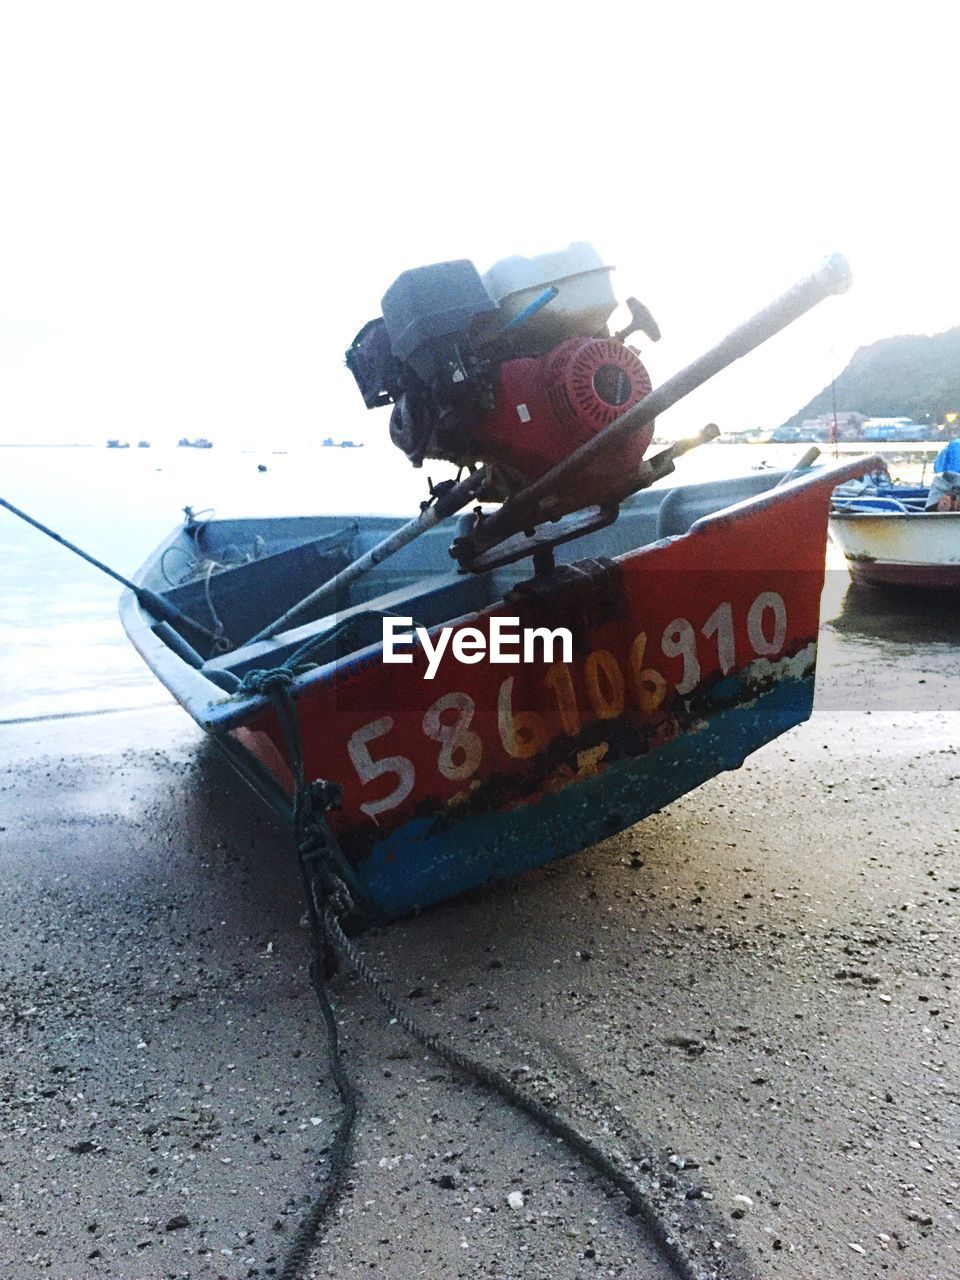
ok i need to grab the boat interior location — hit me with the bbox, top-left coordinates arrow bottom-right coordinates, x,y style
141,470 -> 793,692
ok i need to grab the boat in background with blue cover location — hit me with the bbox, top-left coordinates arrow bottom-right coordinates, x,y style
830,440 -> 960,589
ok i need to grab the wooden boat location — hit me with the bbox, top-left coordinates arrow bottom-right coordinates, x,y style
122,458 -> 871,921
830,484 -> 960,588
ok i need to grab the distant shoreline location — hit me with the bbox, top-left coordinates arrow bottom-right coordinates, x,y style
0,443 -> 96,448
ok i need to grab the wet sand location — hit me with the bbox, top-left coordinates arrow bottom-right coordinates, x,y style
1,579 -> 958,1280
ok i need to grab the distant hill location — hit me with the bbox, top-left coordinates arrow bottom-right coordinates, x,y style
781,326 -> 960,428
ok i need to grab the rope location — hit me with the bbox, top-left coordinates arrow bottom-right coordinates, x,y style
202,560 -> 232,653
231,609 -> 407,702
247,669 -> 752,1280
276,952 -> 357,1280
160,542 -> 255,653
161,540 -> 257,589
321,905 -> 711,1280
240,668 -> 359,1280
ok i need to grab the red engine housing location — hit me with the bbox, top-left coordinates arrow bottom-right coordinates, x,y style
476,337 -> 654,497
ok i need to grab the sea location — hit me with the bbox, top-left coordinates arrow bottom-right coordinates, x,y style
0,439 -> 942,724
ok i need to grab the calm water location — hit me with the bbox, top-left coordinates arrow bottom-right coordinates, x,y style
0,440 -> 929,722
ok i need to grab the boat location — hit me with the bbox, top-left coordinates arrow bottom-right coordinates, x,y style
177,437 -> 213,449
115,249 -> 870,921
137,440 -> 151,448
121,457 -> 872,921
106,438 -> 130,449
830,449 -> 960,588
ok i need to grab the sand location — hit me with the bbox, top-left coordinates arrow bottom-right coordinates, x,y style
1,580 -> 957,1279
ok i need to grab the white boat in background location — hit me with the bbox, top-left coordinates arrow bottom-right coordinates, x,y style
830,482 -> 960,588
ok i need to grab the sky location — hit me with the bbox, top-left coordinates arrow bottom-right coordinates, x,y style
1,1 -> 959,447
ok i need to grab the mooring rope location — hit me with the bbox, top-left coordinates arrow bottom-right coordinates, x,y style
320,905 -> 714,1280
276,946 -> 357,1280
242,666 -> 753,1280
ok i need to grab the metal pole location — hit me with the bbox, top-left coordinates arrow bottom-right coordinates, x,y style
462,254 -> 852,556
773,446 -> 821,489
0,494 -> 222,648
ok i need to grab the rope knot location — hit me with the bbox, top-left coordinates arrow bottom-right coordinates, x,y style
293,779 -> 353,917
295,780 -> 341,836
238,666 -> 296,698
320,870 -> 355,920
303,778 -> 344,813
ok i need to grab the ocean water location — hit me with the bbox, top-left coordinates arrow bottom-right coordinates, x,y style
0,441 -> 437,722
0,439 -> 928,723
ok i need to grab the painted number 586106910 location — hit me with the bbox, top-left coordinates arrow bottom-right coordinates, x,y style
345,591 -> 789,818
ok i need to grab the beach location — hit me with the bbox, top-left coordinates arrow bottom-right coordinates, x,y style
1,445 -> 958,1279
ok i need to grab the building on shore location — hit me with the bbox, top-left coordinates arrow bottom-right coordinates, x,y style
772,412 -> 866,443
773,412 -> 936,444
862,416 -> 930,442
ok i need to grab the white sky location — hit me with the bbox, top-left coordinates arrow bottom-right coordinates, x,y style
1,0 -> 958,446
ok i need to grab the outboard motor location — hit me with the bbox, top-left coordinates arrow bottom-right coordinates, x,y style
346,243 -> 660,503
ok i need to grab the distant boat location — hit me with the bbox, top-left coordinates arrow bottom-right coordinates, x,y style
177,437 -> 213,449
106,439 -> 130,449
138,440 -> 151,449
321,436 -> 363,449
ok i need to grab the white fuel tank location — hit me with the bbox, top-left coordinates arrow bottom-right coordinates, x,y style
473,242 -> 617,346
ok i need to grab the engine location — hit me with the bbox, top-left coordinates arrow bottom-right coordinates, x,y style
346,244 -> 659,504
